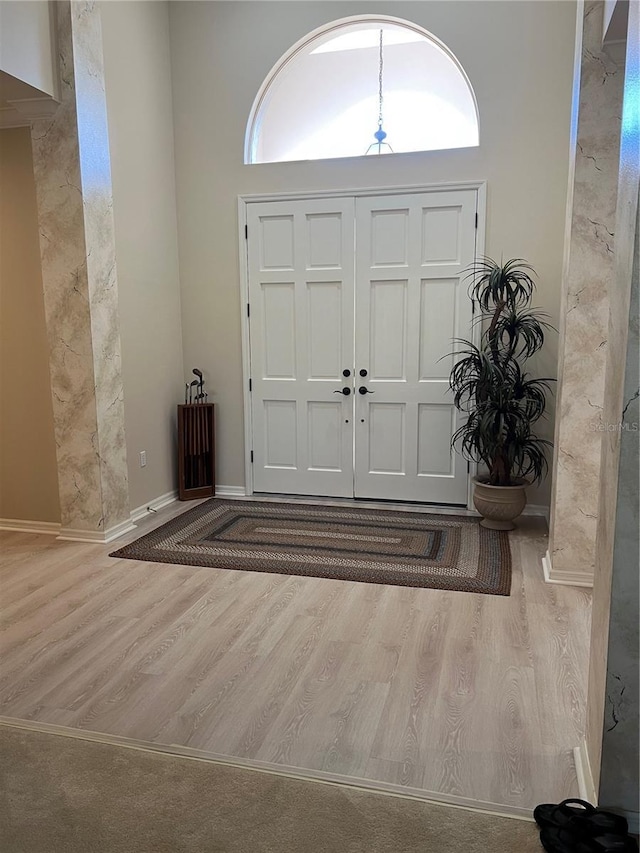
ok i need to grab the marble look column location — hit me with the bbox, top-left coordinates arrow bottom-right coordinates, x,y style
30,1 -> 132,541
546,1 -> 625,585
586,0 -> 639,818
597,205 -> 638,821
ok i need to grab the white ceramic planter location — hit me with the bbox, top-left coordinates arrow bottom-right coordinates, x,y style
472,477 -> 527,530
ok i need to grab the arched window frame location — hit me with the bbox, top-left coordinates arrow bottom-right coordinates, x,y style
244,14 -> 480,165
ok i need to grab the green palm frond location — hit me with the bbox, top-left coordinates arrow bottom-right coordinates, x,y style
488,308 -> 555,360
449,257 -> 556,486
465,257 -> 537,311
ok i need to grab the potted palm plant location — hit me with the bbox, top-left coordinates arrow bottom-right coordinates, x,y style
449,258 -> 554,529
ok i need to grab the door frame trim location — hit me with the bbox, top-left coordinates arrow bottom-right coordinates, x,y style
238,180 -> 487,506
239,180 -> 487,205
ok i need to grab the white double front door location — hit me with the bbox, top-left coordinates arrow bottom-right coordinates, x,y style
245,189 -> 478,505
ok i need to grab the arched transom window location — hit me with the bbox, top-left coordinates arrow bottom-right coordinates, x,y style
245,16 -> 479,164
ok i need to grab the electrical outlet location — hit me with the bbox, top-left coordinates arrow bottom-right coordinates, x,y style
139,451 -> 147,467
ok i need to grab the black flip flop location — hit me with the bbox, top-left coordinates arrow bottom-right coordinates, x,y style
534,799 -> 629,837
540,827 -> 639,853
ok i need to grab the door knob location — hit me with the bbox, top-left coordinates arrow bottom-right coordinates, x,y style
334,387 -> 351,396
342,368 -> 351,377
359,369 -> 368,377
358,386 -> 374,395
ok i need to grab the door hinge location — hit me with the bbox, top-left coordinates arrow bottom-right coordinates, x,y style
250,450 -> 254,463
475,212 -> 478,229
245,224 -> 248,239
247,303 -> 250,317
249,378 -> 252,392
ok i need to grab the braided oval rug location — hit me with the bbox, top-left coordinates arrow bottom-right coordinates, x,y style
110,499 -> 512,595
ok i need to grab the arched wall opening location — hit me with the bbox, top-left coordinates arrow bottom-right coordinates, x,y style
245,16 -> 480,164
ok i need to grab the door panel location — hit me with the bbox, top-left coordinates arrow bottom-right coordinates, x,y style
263,400 -> 297,468
307,401 -> 343,471
368,403 -> 406,474
418,404 -> 456,476
369,280 -> 408,380
306,214 -> 344,268
422,206 -> 462,264
419,278 -> 457,379
371,209 -> 409,266
307,282 -> 342,378
354,190 -> 476,504
262,282 -> 296,378
260,216 -> 295,269
248,198 -> 355,497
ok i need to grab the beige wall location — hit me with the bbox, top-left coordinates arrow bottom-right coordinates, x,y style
0,127 -> 60,523
101,1 -> 184,511
0,1 -> 57,98
169,1 -> 576,502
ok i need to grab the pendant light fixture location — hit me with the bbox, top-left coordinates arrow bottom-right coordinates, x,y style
366,29 -> 393,155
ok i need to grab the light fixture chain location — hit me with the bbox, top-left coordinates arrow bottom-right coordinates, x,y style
365,26 -> 392,155
378,28 -> 384,126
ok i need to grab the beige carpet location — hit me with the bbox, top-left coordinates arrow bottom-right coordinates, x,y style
0,724 -> 542,852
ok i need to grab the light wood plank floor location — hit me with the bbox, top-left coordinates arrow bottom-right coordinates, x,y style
0,503 -> 591,810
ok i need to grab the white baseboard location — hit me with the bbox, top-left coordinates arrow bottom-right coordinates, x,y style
574,740 -> 640,832
0,518 -> 61,536
2,490 -> 182,544
57,517 -> 137,544
573,743 -> 640,834
129,490 -> 178,524
215,485 -> 247,497
82,489 -> 181,542
2,490 -> 177,544
542,550 -> 594,588
573,742 -> 597,804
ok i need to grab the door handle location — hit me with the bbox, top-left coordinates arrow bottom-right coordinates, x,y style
342,369 -> 351,377
359,369 -> 368,377
358,386 -> 374,395
334,387 -> 352,396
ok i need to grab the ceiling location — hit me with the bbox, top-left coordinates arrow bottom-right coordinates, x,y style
0,71 -> 45,109
605,0 -> 629,42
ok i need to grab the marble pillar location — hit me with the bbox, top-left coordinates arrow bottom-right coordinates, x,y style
546,1 -> 625,585
587,0 -> 639,818
598,203 -> 638,820
30,1 -> 131,541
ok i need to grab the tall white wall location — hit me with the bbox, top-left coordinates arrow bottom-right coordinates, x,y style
169,1 -> 576,500
101,1 -> 184,510
0,1 -> 57,97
